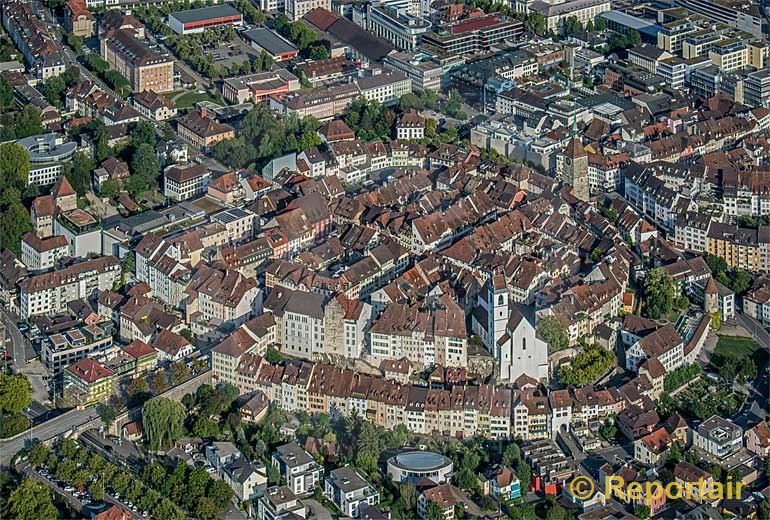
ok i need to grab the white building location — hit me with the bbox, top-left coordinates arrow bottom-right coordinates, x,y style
271,443 -> 323,496
286,0 -> 330,20
692,416 -> 743,459
20,233 -> 69,271
324,467 -> 379,518
163,163 -> 212,201
16,133 -> 77,186
18,256 -> 121,319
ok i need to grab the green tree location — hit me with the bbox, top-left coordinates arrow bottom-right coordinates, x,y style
15,106 -> 44,139
308,44 -> 329,60
0,189 -> 32,255
444,89 -> 463,117
599,417 -> 618,441
130,143 -> 161,196
195,497 -> 219,520
558,344 -> 616,386
97,403 -> 117,428
454,467 -> 478,491
151,370 -> 170,394
537,315 -> 569,353
0,76 -> 13,108
525,12 -> 548,36
265,347 -> 283,364
626,29 -> 642,46
132,120 -> 157,149
0,372 -> 32,413
562,16 -> 583,34
66,151 -> 95,196
192,415 -> 220,439
643,267 -> 676,319
515,459 -> 531,493
142,396 -> 186,451
1,413 -> 30,437
28,443 -> 51,466
42,75 -> 66,108
425,501 -> 446,520
207,478 -> 234,510
633,506 -> 651,519
594,16 -> 607,31
0,142 -> 29,189
8,479 -> 58,520
170,361 -> 191,385
397,93 -> 423,112
100,179 -> 121,199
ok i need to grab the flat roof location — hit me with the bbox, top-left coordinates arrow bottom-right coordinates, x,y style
243,28 -> 298,55
388,451 -> 452,472
170,4 -> 242,24
601,10 -> 661,37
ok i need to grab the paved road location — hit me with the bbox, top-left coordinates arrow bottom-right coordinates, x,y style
730,312 -> 769,428
1,306 -> 34,367
737,312 -> 770,349
0,407 -> 98,466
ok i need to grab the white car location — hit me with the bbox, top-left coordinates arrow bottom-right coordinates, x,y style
64,486 -> 75,493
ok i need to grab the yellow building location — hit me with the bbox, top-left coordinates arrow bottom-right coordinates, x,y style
123,339 -> 158,376
63,358 -> 114,406
706,222 -> 768,271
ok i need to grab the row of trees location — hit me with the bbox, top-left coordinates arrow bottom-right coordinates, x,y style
0,142 -> 34,256
25,440 -> 209,520
82,53 -> 131,97
663,363 -> 702,393
557,344 -> 616,386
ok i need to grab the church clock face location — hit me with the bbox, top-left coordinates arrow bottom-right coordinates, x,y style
565,157 -> 572,166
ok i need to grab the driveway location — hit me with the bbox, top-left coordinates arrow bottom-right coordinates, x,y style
302,498 -> 332,520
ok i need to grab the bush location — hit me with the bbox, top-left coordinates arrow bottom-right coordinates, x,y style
663,364 -> 701,393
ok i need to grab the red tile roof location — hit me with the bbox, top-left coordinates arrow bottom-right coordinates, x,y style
66,357 -> 113,384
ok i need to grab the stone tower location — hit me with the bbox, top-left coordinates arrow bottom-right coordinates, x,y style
562,136 -> 590,203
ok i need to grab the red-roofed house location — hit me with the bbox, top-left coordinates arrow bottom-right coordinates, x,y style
633,427 -> 672,466
94,504 -> 132,520
63,357 -> 114,405
122,339 -> 158,375
64,0 -> 94,37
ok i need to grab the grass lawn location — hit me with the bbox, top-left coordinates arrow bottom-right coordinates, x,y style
173,91 -> 224,109
711,335 -> 767,369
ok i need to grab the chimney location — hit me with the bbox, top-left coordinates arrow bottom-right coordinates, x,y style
200,106 -> 207,119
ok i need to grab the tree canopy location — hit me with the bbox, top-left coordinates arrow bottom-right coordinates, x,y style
537,315 -> 569,353
142,396 -> 186,451
643,267 -> 676,319
8,479 -> 58,520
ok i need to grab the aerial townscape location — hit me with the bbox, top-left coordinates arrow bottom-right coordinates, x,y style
5,0 -> 770,518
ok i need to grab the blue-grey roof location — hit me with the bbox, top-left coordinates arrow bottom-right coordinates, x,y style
600,10 -> 661,38
388,451 -> 451,471
169,5 -> 242,24
243,28 -> 298,56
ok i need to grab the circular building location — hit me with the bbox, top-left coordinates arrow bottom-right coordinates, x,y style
386,450 -> 453,484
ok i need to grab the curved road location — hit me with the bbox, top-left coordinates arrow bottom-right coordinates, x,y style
0,407 -> 98,467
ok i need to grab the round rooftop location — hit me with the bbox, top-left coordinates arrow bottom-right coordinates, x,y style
388,451 -> 451,472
